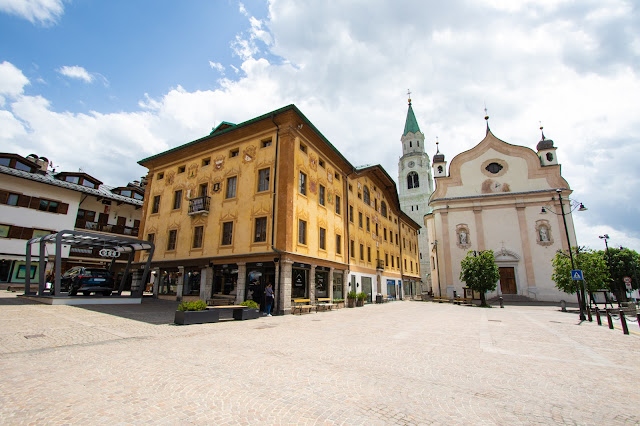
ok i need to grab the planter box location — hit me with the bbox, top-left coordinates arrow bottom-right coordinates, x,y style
233,308 -> 260,320
347,298 -> 356,308
356,299 -> 365,307
174,309 -> 220,325
333,301 -> 345,309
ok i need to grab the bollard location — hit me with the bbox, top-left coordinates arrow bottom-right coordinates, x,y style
595,307 -> 602,326
637,313 -> 640,330
619,310 -> 629,335
607,310 -> 614,329
587,306 -> 592,322
499,296 -> 504,308
560,300 -> 566,312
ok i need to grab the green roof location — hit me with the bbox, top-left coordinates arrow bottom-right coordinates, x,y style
403,104 -> 421,136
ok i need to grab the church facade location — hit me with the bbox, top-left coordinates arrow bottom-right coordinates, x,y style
425,124 -> 578,302
397,99 -> 434,295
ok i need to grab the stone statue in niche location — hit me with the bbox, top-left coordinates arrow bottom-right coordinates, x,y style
459,230 -> 468,245
539,226 -> 549,242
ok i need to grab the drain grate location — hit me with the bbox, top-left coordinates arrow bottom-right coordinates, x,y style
487,319 -> 502,322
24,334 -> 45,339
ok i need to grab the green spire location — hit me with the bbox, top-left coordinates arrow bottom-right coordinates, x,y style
403,101 -> 421,136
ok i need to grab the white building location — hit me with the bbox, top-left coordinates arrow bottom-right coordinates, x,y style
425,124 -> 578,302
0,153 -> 144,289
398,98 -> 434,295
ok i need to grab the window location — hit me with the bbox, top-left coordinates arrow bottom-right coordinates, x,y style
298,219 -> 307,245
404,259 -> 407,269
348,184 -> 353,192
391,256 -> 394,268
336,234 -> 342,254
407,172 -> 419,189
298,172 -> 307,195
367,246 -> 371,262
384,228 -> 387,241
437,165 -> 443,174
299,143 -> 307,153
157,172 -> 164,180
202,157 -> 211,166
396,234 -> 399,245
261,138 -> 272,148
7,193 -> 19,206
258,168 -> 270,192
193,226 -> 204,248
167,230 -> 177,251
366,217 -> 370,232
349,205 -> 353,223
0,224 -> 10,238
152,195 -> 161,214
381,201 -> 387,218
39,199 -> 59,213
359,244 -> 364,260
334,172 -> 340,181
147,233 -> 155,244
78,209 -> 96,222
363,186 -> 370,205
230,149 -> 239,157
319,185 -> 325,206
178,165 -> 186,174
65,176 -> 80,184
120,190 -> 132,197
81,180 -> 97,189
226,176 -> 237,199
385,253 -> 389,266
319,227 -> 326,250
485,162 -> 503,174
319,159 -> 325,168
350,240 -> 355,258
173,190 -> 182,210
358,212 -> 363,228
254,217 -> 267,242
335,195 -> 341,214
222,222 -> 233,245
199,183 -> 208,197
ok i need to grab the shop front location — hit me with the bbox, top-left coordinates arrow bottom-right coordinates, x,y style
332,272 -> 343,300
315,267 -> 330,299
292,263 -> 309,299
211,263 -> 238,304
245,262 -> 276,312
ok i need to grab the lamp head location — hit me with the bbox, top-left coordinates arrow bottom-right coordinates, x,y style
599,234 -> 609,240
578,203 -> 587,211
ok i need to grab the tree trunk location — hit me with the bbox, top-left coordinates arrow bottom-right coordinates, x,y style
479,292 -> 488,307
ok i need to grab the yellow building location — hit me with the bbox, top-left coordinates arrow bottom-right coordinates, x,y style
138,105 -> 420,314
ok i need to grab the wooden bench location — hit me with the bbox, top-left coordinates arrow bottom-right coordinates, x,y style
453,297 -> 473,306
206,297 -> 236,306
292,298 -> 313,315
432,296 -> 451,303
316,297 -> 336,312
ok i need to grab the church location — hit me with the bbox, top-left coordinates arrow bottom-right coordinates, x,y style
424,117 -> 579,302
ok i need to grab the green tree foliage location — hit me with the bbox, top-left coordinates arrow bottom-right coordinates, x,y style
551,247 -> 609,294
599,247 -> 640,302
459,250 -> 500,307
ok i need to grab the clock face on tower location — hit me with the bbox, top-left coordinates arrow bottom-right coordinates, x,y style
408,161 -> 415,168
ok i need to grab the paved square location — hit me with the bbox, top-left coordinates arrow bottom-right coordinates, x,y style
0,292 -> 638,425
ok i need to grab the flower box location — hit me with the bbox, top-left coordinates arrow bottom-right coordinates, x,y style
174,309 -> 220,325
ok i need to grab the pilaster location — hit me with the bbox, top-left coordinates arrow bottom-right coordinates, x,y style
309,264 -> 317,303
279,259 -> 293,315
235,262 -> 247,304
176,266 -> 185,301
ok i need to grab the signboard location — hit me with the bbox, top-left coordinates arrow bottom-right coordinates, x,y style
623,276 -> 631,283
99,248 -> 120,258
626,282 -> 632,291
571,270 -> 584,281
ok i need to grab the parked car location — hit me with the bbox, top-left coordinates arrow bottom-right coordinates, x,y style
51,266 -> 114,296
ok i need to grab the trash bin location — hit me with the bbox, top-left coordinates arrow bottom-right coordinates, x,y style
376,294 -> 383,304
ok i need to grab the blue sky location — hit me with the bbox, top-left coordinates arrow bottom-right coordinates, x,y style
1,0 -> 639,252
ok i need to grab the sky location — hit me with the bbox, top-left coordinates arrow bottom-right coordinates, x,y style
1,0 -> 639,252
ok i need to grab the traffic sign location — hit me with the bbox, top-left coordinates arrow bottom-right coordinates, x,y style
623,276 -> 631,283
571,270 -> 584,281
626,282 -> 632,291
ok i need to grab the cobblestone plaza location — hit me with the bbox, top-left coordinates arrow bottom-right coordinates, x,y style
0,292 -> 638,425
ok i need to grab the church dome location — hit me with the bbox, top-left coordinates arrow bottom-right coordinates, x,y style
433,152 -> 445,163
536,127 -> 554,150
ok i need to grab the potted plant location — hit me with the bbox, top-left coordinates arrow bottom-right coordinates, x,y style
356,292 -> 367,307
174,300 -> 219,325
347,291 -> 357,308
236,300 -> 260,320
333,298 -> 345,309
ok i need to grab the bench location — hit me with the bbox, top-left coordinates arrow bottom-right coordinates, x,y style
316,297 -> 336,312
432,296 -> 451,303
207,305 -> 258,320
454,297 -> 473,306
383,296 -> 395,302
292,298 -> 313,315
206,297 -> 236,306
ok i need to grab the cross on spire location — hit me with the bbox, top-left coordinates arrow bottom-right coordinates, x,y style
407,89 -> 412,105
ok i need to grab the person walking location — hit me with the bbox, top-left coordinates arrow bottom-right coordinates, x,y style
264,283 -> 274,316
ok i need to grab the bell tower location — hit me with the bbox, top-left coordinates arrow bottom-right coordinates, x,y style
397,92 -> 434,293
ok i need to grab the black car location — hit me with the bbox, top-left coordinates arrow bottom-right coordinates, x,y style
51,266 -> 114,296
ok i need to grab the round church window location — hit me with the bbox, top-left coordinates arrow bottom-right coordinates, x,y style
485,162 -> 503,174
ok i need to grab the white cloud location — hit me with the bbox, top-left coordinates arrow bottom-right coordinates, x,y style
0,61 -> 30,98
57,65 -> 94,83
209,61 -> 225,74
0,0 -> 64,25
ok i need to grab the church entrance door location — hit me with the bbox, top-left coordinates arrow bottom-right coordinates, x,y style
499,267 -> 517,294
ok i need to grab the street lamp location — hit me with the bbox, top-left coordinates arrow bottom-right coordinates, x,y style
542,188 -> 588,320
600,234 -> 621,306
432,240 -> 442,297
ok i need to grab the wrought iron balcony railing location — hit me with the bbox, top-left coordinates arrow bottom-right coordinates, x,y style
188,196 -> 211,215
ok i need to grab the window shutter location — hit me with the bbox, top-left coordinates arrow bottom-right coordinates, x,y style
18,195 -> 31,207
21,227 -> 33,240
29,197 -> 41,209
0,190 -> 8,204
8,226 -> 23,239
58,203 -> 69,214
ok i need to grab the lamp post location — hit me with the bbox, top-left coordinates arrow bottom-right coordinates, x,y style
600,234 -> 620,306
432,240 -> 442,297
556,189 -> 587,320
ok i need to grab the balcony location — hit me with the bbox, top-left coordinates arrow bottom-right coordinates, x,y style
376,260 -> 385,270
75,219 -> 139,237
188,196 -> 211,215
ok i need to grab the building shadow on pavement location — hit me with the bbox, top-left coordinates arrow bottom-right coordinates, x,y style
70,297 -> 181,325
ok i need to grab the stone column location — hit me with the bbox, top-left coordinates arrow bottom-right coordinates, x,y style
279,259 -> 293,315
274,261 -> 280,311
176,266 -> 185,302
376,270 -> 383,295
201,265 -> 212,301
152,267 -> 160,298
235,262 -> 246,304
309,264 -> 317,303
329,267 -> 335,301
343,270 -> 350,297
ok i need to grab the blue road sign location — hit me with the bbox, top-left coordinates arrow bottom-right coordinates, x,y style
571,270 -> 584,281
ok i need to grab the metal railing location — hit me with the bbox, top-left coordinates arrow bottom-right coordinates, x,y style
188,196 -> 211,215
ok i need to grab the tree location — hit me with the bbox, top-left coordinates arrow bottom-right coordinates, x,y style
551,247 -> 609,295
599,247 -> 640,302
460,250 -> 500,307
